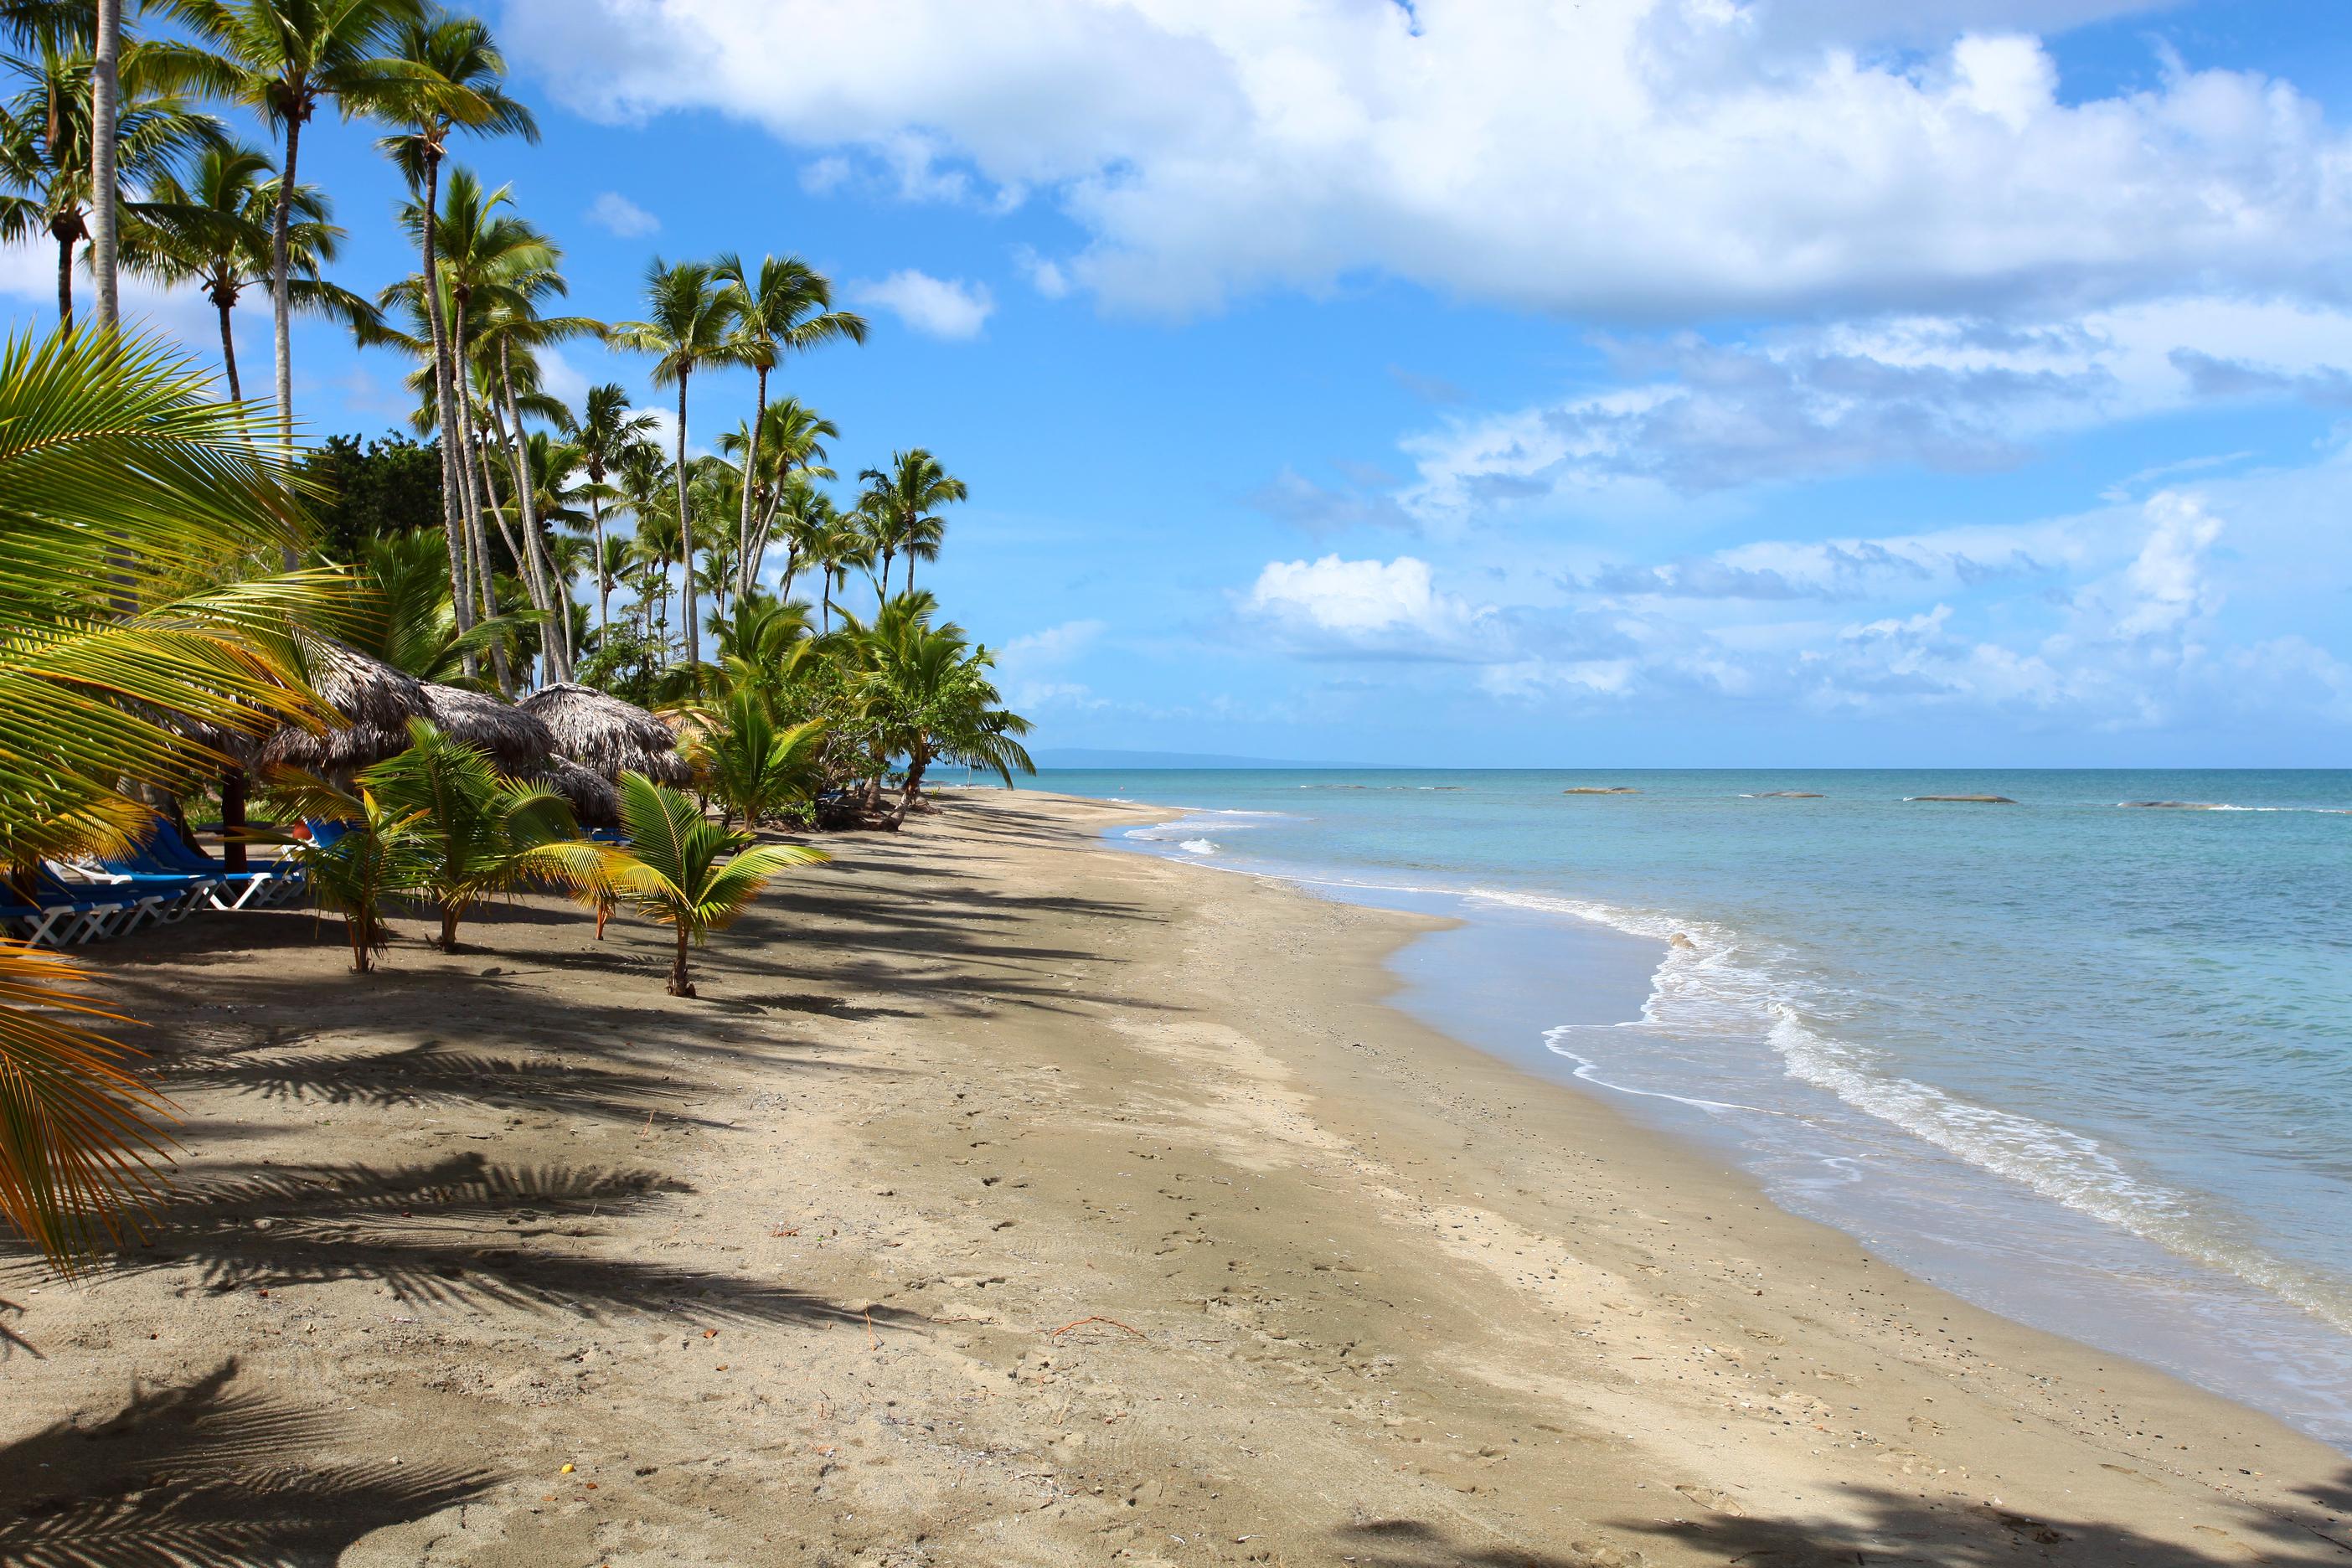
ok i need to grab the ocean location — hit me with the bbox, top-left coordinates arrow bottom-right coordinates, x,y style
1006,767 -> 2352,1451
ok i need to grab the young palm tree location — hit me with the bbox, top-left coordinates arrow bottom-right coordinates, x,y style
694,689 -> 824,830
275,780 -> 434,972
610,257 -> 736,677
177,0 -> 421,455
0,322 -> 340,1265
858,447 -> 968,597
858,606 -> 1032,829
0,34 -> 224,328
363,718 -> 585,951
348,529 -> 522,685
715,252 -> 864,598
374,5 -> 535,652
132,142 -> 372,399
574,382 -> 658,636
575,772 -> 824,997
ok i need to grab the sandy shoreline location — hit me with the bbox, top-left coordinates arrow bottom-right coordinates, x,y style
3,787 -> 2347,1565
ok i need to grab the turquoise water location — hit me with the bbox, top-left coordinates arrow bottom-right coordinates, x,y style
1016,768 -> 2352,1448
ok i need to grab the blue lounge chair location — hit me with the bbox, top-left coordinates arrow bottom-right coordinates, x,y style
152,825 -> 303,910
1,873 -> 151,946
72,841 -> 221,925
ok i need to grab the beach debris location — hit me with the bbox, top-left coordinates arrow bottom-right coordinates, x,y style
1051,1315 -> 1145,1340
1904,795 -> 2019,804
560,1463 -> 575,1474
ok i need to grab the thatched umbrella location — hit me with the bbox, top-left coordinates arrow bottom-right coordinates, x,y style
256,641 -> 432,780
422,683 -> 556,772
519,682 -> 691,787
534,756 -> 620,828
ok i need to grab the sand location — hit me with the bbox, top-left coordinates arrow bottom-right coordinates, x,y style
3,788 -> 2346,1566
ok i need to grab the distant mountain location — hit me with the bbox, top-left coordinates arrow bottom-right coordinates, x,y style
1027,747 -> 1389,770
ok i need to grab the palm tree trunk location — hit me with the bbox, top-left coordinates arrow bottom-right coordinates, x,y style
88,0 -> 120,333
54,228 -> 73,331
271,113 -> 302,453
737,364 -> 766,598
418,151 -> 480,675
214,298 -> 241,401
888,750 -> 929,831
270,111 -> 306,571
439,907 -> 461,952
674,372 -> 699,674
590,484 -> 609,639
487,359 -> 568,685
668,921 -> 693,997
449,297 -> 510,692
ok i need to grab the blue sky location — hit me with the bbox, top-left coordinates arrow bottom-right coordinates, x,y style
18,0 -> 2352,766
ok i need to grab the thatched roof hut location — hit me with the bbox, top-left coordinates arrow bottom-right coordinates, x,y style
257,641 -> 432,778
534,756 -> 620,828
519,682 -> 691,786
422,683 -> 556,772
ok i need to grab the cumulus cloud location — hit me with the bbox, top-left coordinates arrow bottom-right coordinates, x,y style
585,191 -> 661,237
848,270 -> 996,339
1242,554 -> 1495,657
506,1 -> 2352,319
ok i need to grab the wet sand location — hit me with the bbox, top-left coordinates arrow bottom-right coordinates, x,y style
3,787 -> 2346,1565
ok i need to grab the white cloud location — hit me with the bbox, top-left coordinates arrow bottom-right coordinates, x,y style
585,191 -> 661,238
1013,244 -> 1070,300
1222,485 -> 2352,730
848,270 -> 996,339
1242,554 -> 1498,656
1395,297 -> 2352,520
508,2 -> 2352,319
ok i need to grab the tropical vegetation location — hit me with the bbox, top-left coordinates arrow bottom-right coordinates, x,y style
0,0 -> 1034,1269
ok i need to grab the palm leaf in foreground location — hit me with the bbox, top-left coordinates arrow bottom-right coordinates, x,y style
0,947 -> 173,1268
0,322 -> 338,1267
580,772 -> 825,997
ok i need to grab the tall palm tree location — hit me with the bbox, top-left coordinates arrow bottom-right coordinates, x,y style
132,142 -> 371,399
0,34 -> 223,328
611,258 -> 736,678
718,393 -> 836,592
373,6 -> 533,654
858,447 -> 967,596
714,252 -> 864,598
574,381 -> 657,636
178,0 -> 421,454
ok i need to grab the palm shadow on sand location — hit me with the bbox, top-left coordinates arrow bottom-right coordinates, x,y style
0,1359 -> 497,1568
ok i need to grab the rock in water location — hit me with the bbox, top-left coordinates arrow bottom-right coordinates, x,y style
1563,787 -> 1640,794
1905,794 -> 2019,803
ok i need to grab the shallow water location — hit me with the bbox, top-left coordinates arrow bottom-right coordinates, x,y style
1032,768 -> 2352,1450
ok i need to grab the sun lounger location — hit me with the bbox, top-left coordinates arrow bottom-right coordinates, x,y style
152,825 -> 304,909
0,874 -> 154,946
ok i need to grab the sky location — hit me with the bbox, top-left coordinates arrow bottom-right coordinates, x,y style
15,0 -> 2352,766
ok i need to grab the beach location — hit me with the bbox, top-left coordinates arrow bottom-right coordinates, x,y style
3,787 -> 2345,1566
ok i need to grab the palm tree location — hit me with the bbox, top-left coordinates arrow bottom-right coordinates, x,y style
373,5 -> 534,656
715,252 -> 864,598
610,256 -> 735,678
858,448 -> 967,596
857,606 -> 1032,829
348,529 -> 522,685
132,142 -> 372,399
272,777 -> 434,971
574,382 -> 658,637
0,322 -> 343,1265
0,34 -> 223,329
766,472 -> 836,606
363,718 -> 585,950
695,689 -> 824,830
178,0 -> 421,455
718,394 -> 836,592
88,0 -> 117,328
575,772 -> 824,997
